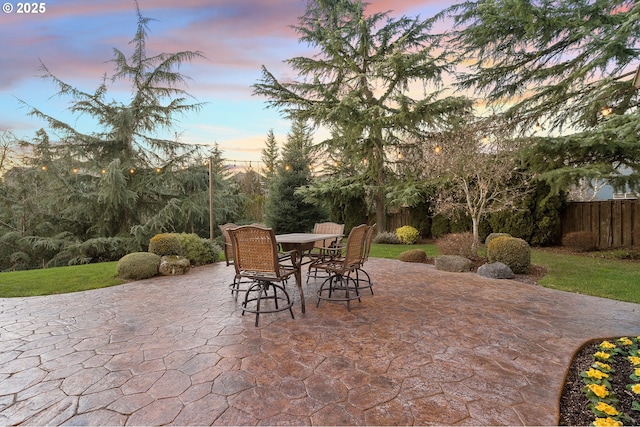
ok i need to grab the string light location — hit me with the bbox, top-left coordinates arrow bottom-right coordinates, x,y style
601,106 -> 612,117
434,145 -> 442,154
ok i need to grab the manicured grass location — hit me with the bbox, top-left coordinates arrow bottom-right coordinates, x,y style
369,243 -> 439,259
1,245 -> 638,305
0,262 -> 124,298
532,249 -> 640,304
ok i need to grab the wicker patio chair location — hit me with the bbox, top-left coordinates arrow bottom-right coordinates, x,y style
306,222 -> 345,282
219,223 -> 238,267
219,223 -> 253,301
352,223 -> 375,295
314,224 -> 369,311
228,225 -> 301,326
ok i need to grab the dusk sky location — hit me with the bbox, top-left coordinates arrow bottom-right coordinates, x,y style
1,0 -> 457,166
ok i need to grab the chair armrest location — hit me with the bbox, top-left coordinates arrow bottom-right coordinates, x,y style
278,249 -> 302,269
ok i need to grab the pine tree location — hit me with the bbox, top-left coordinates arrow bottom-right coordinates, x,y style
260,129 -> 279,194
254,0 -> 469,232
448,0 -> 640,193
17,3 -> 208,237
264,120 -> 327,233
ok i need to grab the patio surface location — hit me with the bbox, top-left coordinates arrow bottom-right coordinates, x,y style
1,258 -> 638,426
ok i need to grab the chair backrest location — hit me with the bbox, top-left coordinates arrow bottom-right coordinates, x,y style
312,222 -> 345,249
343,224 -> 368,269
228,225 -> 280,278
218,223 -> 238,266
361,223 -> 376,264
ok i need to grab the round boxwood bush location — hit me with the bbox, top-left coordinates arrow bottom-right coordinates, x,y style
398,249 -> 428,263
117,252 -> 161,280
396,225 -> 420,245
177,233 -> 221,265
485,232 -> 511,246
486,236 -> 531,274
148,233 -> 182,256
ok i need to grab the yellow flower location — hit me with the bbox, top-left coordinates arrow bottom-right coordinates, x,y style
594,362 -> 612,371
617,337 -> 633,346
587,384 -> 609,398
628,356 -> 640,366
635,368 -> 640,377
631,384 -> 640,394
595,401 -> 619,416
594,351 -> 611,360
586,368 -> 609,380
599,341 -> 617,350
593,417 -> 623,427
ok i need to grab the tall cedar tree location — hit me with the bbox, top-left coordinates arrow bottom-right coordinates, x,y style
17,3 -> 212,238
261,129 -> 279,194
254,0 -> 470,232
448,0 -> 640,194
264,120 -> 327,233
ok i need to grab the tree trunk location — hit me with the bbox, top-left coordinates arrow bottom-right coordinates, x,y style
471,215 -> 480,255
375,187 -> 385,233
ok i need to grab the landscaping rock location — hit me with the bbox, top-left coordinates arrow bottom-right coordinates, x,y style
434,255 -> 473,272
159,255 -> 191,276
477,262 -> 515,279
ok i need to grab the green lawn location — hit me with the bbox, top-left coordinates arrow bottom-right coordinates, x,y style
1,245 -> 639,304
532,250 -> 640,304
0,262 -> 124,298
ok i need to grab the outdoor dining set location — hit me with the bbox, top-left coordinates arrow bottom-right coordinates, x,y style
219,222 -> 376,326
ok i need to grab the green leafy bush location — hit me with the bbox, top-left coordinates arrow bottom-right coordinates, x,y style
398,249 -> 428,263
396,226 -> 419,245
117,252 -> 161,280
435,232 -> 476,258
177,233 -> 221,265
562,231 -> 598,252
373,231 -> 400,244
148,233 -> 182,256
485,233 -> 511,246
486,236 -> 531,274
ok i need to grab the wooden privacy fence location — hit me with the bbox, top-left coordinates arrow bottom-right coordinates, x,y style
561,200 -> 639,248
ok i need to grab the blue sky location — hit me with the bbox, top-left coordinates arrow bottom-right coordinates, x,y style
1,0 -> 455,165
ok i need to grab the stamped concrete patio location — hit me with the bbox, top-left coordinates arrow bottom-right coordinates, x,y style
1,257 -> 638,425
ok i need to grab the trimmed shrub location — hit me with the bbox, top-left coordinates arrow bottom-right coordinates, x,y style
485,233 -> 511,246
373,231 -> 400,244
486,236 -> 531,274
148,233 -> 182,256
177,233 -> 221,265
398,249 -> 427,263
435,233 -> 476,258
396,226 -> 420,245
117,252 -> 161,280
561,231 -> 598,252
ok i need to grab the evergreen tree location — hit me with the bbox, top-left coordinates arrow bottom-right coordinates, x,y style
19,3 -> 207,238
264,120 -> 326,233
260,129 -> 279,194
448,0 -> 640,193
254,0 -> 469,232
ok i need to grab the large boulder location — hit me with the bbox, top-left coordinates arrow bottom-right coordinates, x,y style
159,255 -> 191,276
477,262 -> 515,279
435,255 -> 473,272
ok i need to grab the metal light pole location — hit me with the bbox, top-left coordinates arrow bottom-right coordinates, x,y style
208,157 -> 214,241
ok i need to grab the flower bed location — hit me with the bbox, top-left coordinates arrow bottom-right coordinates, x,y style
563,336 -> 640,426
